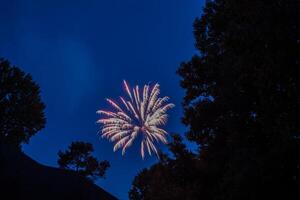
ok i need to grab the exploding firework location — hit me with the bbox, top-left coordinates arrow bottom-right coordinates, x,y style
97,80 -> 174,159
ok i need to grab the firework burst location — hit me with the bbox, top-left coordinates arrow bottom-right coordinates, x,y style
97,80 -> 174,159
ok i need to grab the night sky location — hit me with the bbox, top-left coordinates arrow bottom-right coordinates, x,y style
0,0 -> 203,199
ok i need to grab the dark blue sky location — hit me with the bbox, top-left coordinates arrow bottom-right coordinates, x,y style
0,0 -> 203,199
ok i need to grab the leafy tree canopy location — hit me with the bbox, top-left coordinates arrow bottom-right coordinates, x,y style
0,58 -> 46,148
129,0 -> 300,199
58,141 -> 110,182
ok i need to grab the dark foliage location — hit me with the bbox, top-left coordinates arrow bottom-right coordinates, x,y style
130,0 -> 300,199
0,60 -> 116,199
58,141 -> 110,182
0,58 -> 46,148
129,135 -> 202,200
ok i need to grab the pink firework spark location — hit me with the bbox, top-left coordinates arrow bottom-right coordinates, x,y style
97,80 -> 174,159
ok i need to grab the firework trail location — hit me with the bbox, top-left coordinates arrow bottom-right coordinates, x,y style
97,80 -> 174,159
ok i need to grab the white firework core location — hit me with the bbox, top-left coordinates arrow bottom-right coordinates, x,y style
97,80 -> 175,159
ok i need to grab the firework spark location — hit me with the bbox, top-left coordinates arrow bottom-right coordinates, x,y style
97,80 -> 174,159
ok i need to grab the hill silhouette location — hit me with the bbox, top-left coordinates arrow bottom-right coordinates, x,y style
0,144 -> 117,200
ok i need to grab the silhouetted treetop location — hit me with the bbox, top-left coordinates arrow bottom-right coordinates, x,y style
129,134 -> 199,200
58,141 -> 110,182
130,0 -> 300,199
0,58 -> 46,148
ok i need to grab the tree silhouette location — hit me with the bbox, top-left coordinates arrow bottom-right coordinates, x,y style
58,141 -> 110,182
129,135 -> 200,200
0,58 -> 46,148
130,0 -> 300,199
